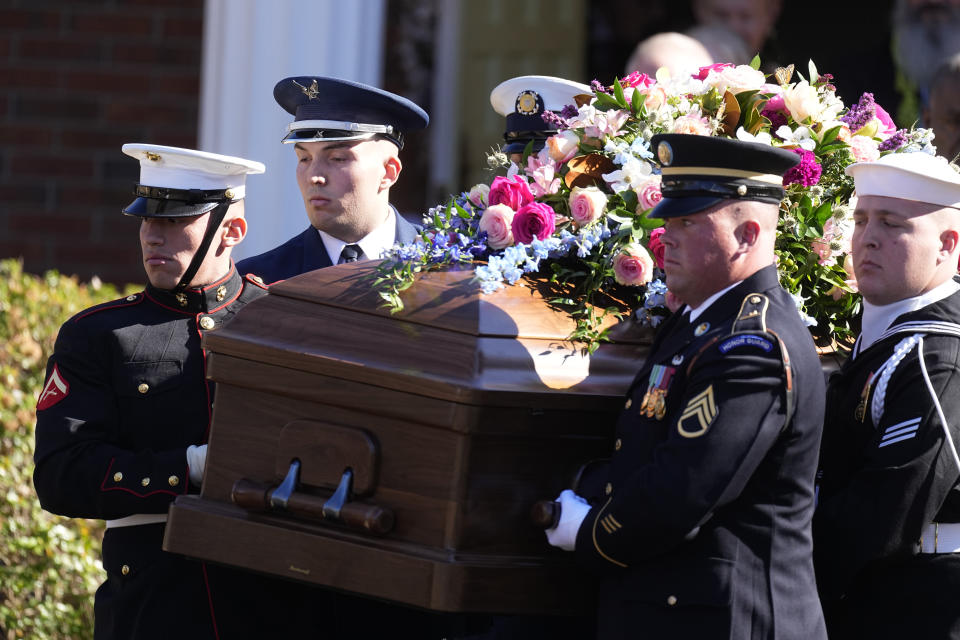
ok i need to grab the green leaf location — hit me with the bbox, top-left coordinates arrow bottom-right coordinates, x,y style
750,55 -> 762,70
613,78 -> 626,108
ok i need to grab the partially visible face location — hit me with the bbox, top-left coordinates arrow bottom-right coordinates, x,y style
692,0 -> 779,54
140,214 -> 215,290
851,195 -> 949,305
928,77 -> 960,162
294,139 -> 394,241
660,205 -> 742,308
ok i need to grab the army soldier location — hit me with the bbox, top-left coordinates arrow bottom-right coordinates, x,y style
545,134 -> 828,639
813,151 -> 960,638
237,76 -> 428,284
489,74 -> 591,165
33,144 -> 268,639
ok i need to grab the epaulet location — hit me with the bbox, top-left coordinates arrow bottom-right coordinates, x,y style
72,291 -> 144,322
731,292 -> 769,334
243,273 -> 269,290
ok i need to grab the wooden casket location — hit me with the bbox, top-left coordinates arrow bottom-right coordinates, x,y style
163,261 -> 652,614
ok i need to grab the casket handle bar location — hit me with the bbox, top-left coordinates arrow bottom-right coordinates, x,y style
231,462 -> 394,536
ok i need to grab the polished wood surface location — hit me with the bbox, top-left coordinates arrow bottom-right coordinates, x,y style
164,262 -> 651,613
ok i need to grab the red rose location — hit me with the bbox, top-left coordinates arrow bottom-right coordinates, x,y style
511,202 -> 557,244
648,227 -> 665,270
488,175 -> 534,211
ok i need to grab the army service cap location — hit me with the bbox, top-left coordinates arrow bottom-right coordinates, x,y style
649,134 -> 800,218
121,144 -> 265,218
490,75 -> 591,154
274,76 -> 429,149
846,151 -> 960,208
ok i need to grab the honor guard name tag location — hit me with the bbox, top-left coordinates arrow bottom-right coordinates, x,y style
639,364 -> 675,420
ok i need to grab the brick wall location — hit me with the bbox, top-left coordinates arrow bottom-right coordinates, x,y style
0,0 -> 203,285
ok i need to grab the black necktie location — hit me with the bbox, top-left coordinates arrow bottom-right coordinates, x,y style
339,244 -> 363,264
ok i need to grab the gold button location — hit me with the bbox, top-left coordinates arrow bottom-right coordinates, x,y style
604,482 -> 613,495
199,316 -> 215,330
224,188 -> 234,199
141,477 -> 150,487
614,438 -> 622,451
125,294 -> 137,302
113,472 -> 123,482
667,595 -> 677,606
625,398 -> 632,410
750,295 -> 761,304
736,184 -> 748,196
121,564 -> 130,576
252,275 -> 263,283
168,475 -> 180,487
137,383 -> 149,394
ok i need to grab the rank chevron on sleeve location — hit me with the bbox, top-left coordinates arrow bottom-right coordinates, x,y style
677,384 -> 717,438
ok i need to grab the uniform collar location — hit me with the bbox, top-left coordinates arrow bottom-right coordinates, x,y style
145,263 -> 243,314
856,277 -> 960,356
317,204 -> 397,264
686,279 -> 744,322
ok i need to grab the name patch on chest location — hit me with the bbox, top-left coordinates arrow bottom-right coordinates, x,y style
718,334 -> 773,354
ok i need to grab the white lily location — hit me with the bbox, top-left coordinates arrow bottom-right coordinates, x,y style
776,125 -> 816,151
736,127 -> 773,145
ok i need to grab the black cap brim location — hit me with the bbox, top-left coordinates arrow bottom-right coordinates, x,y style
122,197 -> 220,218
650,195 -> 726,219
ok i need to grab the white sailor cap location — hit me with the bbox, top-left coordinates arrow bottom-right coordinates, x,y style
121,144 -> 265,218
489,75 -> 591,154
846,151 -> 960,208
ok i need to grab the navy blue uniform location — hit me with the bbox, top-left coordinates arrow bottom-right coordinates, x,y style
574,265 -> 827,640
237,211 -> 420,284
34,266 -> 268,640
814,288 -> 960,638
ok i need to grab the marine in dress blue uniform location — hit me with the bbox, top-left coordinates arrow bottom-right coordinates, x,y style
489,75 -> 591,161
545,134 -> 828,640
33,144 -> 269,639
237,76 -> 428,284
813,151 -> 960,638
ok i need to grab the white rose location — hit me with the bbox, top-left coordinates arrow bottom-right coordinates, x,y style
468,183 -> 489,207
782,80 -> 822,123
546,130 -> 579,163
709,64 -> 766,94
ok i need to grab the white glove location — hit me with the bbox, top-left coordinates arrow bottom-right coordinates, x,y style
545,489 -> 591,551
186,444 -> 207,485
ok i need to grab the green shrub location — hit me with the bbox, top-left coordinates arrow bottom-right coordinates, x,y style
0,258 -> 137,640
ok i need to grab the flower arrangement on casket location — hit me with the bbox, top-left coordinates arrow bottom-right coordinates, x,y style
372,59 -> 937,352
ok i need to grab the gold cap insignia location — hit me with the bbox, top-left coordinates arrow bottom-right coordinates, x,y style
515,90 -> 541,116
145,151 -> 161,162
657,141 -> 673,166
292,78 -> 320,100
216,285 -> 226,302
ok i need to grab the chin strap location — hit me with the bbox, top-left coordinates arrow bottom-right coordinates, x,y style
174,200 -> 233,293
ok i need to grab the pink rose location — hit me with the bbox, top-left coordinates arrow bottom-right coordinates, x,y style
639,86 -> 667,111
511,201 -> 557,244
636,176 -> 663,211
488,175 -> 534,210
478,204 -> 515,250
568,186 -> 608,227
849,135 -> 880,162
693,62 -> 735,80
546,130 -> 579,163
671,115 -> 712,136
647,227 -> 665,269
468,183 -> 490,207
612,243 -> 654,286
874,103 -> 897,137
622,70 -> 655,89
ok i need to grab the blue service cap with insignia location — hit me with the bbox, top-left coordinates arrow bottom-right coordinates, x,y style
490,75 -> 591,155
121,144 -> 265,218
274,76 -> 429,149
649,134 -> 800,219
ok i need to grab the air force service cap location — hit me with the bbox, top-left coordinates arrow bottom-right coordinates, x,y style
121,144 -> 265,218
490,75 -> 591,154
846,151 -> 960,208
650,133 -> 800,218
274,76 -> 429,149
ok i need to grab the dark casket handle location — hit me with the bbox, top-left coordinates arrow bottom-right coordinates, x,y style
530,500 -> 560,529
230,477 -> 395,535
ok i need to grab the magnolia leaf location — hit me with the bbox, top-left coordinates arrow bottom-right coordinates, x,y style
720,91 -> 741,136
565,153 -> 616,189
573,92 -> 593,108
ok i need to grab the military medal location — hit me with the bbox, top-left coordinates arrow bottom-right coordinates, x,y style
641,364 -> 675,420
854,372 -> 875,423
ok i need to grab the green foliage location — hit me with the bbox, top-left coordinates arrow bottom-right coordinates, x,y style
0,258 -> 137,639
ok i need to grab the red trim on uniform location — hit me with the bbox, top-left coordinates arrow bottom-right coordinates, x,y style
202,343 -> 213,442
200,266 -> 234,292
143,290 -> 197,315
202,562 -> 221,640
207,285 -> 242,314
73,294 -> 142,321
243,273 -> 270,290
